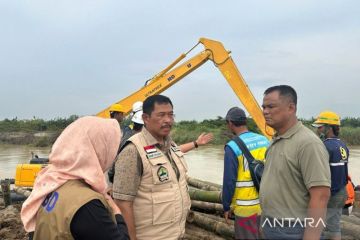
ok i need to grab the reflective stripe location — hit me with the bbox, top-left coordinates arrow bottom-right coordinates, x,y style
236,181 -> 254,187
236,199 -> 260,206
330,162 -> 345,166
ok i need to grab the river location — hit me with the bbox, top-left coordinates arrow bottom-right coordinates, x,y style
0,144 -> 359,186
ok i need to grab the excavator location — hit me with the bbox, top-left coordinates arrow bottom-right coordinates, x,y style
15,37 -> 273,188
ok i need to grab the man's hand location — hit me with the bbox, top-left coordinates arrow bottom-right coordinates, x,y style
224,211 -> 232,225
196,132 -> 214,146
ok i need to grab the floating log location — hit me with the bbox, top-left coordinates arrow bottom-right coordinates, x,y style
187,177 -> 222,191
1,179 -> 12,207
189,188 -> 222,204
13,186 -> 31,198
191,200 -> 223,213
187,211 -> 234,239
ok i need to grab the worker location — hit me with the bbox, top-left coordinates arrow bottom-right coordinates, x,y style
260,85 -> 331,240
222,107 -> 269,239
109,103 -> 126,124
112,95 -> 195,240
108,101 -> 213,184
21,116 -> 129,240
312,111 -> 349,240
108,101 -> 145,184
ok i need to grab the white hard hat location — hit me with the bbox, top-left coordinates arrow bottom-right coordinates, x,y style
132,101 -> 143,112
131,101 -> 144,124
132,110 -> 144,124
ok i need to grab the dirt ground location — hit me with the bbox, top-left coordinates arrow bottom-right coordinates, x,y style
0,199 -> 28,240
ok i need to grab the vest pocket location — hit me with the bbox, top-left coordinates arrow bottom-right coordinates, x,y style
152,191 -> 176,225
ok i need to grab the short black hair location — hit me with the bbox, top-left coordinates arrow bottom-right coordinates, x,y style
264,85 -> 297,105
143,95 -> 173,115
226,119 -> 247,127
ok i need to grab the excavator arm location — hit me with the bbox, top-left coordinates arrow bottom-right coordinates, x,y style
97,38 -> 273,139
14,38 -> 273,188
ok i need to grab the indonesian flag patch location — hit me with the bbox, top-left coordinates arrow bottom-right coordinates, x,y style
144,145 -> 157,154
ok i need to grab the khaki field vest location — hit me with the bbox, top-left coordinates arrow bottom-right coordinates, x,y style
129,132 -> 191,240
34,180 -> 115,240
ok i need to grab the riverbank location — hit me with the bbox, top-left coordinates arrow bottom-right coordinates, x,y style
1,117 -> 360,146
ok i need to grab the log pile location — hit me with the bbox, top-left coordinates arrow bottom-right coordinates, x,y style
2,177 -> 360,239
186,177 -> 360,240
186,177 -> 233,240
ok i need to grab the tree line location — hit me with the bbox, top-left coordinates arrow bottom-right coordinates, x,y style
0,116 -> 359,146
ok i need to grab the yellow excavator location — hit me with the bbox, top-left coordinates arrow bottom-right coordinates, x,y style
15,37 -> 273,188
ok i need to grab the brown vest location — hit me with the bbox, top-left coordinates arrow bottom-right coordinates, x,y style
33,180 -> 115,240
129,131 -> 191,240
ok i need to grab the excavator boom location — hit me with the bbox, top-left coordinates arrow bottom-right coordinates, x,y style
15,38 -> 273,188
97,38 -> 273,138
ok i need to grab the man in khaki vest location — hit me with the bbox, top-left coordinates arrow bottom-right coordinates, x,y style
113,95 -> 191,240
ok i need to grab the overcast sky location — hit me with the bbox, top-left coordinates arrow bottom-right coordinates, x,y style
1,0 -> 359,121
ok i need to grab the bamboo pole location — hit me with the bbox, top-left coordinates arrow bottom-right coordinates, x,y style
354,191 -> 360,209
352,211 -> 360,218
341,220 -> 360,238
13,186 -> 31,198
187,177 -> 222,191
187,211 -> 234,239
185,223 -> 227,240
341,215 -> 360,225
191,200 -> 224,213
194,211 -> 235,226
189,188 -> 222,204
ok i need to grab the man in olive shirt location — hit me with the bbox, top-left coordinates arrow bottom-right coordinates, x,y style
260,85 -> 331,240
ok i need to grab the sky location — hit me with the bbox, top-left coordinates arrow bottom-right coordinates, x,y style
0,0 -> 359,121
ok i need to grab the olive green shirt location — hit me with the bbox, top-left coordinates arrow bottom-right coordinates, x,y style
260,121 -> 331,219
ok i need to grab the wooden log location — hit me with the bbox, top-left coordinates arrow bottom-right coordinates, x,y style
341,220 -> 360,238
352,211 -> 360,218
13,186 -> 31,198
189,188 -> 222,204
195,211 -> 235,226
1,179 -> 12,207
187,177 -> 222,191
341,215 -> 360,225
185,223 -> 227,240
187,211 -> 234,239
354,191 -> 360,210
191,200 -> 224,213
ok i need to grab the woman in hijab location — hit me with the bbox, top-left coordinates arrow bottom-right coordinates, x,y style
21,116 -> 129,240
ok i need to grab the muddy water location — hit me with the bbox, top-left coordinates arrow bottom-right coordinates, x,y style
185,145 -> 360,186
0,144 -> 50,180
0,144 -> 359,187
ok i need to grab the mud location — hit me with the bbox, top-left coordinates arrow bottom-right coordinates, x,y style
0,199 -> 28,240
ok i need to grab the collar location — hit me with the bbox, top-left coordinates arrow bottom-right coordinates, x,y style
142,127 -> 171,151
274,121 -> 303,140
